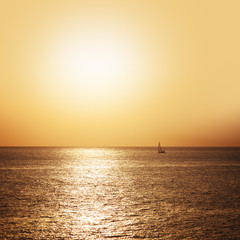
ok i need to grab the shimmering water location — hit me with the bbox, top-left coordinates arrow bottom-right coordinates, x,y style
0,147 -> 240,239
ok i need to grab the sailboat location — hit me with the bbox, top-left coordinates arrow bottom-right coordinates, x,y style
158,141 -> 165,153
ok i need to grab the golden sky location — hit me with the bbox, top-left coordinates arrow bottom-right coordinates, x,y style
1,0 -> 240,146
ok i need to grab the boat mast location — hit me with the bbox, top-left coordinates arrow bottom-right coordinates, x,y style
158,141 -> 162,152
158,141 -> 165,153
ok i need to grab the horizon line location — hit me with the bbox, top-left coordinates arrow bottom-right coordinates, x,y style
0,145 -> 239,148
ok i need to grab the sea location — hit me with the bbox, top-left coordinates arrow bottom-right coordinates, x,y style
0,147 -> 240,239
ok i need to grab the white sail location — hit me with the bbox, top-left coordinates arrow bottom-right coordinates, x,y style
158,141 -> 165,153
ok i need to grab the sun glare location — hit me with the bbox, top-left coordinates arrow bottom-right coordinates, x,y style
44,26 -> 139,107
80,37 -> 129,80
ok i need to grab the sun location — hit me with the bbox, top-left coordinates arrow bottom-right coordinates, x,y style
80,36 -> 128,80
45,26 -> 138,107
56,34 -> 129,80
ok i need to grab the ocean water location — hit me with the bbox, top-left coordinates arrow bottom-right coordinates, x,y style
0,147 -> 240,239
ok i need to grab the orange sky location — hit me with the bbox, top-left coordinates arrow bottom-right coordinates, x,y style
1,0 -> 240,147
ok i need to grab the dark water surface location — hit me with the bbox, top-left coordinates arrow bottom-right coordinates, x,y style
0,147 -> 240,239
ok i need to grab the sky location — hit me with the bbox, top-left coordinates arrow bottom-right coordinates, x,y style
0,0 -> 240,147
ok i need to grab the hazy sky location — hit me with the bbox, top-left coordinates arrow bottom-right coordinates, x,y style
1,0 -> 240,146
